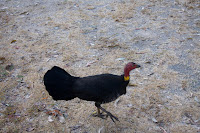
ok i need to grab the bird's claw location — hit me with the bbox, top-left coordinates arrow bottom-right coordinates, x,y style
93,111 -> 119,123
106,112 -> 119,123
92,111 -> 107,119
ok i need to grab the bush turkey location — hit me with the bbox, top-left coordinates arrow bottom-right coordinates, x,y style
43,62 -> 140,122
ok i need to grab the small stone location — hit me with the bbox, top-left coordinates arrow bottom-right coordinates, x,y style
90,43 -> 95,46
116,57 -> 125,61
54,27 -> 59,30
127,104 -> 133,107
194,97 -> 199,103
48,116 -> 54,122
152,117 -> 158,123
59,116 -> 65,123
26,127 -> 34,132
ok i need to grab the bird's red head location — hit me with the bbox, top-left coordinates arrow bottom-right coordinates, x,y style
124,62 -> 140,81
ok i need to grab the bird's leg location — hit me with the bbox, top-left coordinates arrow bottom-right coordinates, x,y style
98,106 -> 119,123
92,107 -> 106,119
97,108 -> 101,115
95,103 -> 119,123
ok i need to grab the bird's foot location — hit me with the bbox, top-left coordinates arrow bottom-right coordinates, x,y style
91,111 -> 107,119
105,112 -> 119,123
95,103 -> 120,123
98,106 -> 119,123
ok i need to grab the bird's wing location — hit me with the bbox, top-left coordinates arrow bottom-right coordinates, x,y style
72,74 -> 125,102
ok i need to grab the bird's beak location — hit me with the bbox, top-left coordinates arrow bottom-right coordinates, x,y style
136,64 -> 141,68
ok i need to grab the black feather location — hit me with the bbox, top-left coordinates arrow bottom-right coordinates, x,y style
43,66 -> 79,100
73,74 -> 128,103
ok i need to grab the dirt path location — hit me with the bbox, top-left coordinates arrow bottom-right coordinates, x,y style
0,0 -> 199,132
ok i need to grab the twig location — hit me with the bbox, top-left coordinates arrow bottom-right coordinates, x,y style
159,127 -> 167,133
114,98 -> 120,107
98,126 -> 104,133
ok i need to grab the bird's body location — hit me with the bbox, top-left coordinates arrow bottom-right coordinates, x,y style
44,62 -> 140,122
73,74 -> 129,103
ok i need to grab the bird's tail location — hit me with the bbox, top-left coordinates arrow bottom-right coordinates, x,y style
43,66 -> 78,100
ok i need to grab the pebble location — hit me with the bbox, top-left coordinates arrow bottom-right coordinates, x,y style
59,116 -> 65,123
152,117 -> 158,123
48,116 -> 54,122
116,57 -> 125,61
194,97 -> 199,103
127,104 -> 133,107
90,43 -> 95,46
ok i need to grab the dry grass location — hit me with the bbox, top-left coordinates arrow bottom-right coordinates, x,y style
0,0 -> 199,132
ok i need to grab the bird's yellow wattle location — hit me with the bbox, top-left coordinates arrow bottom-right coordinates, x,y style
124,76 -> 129,81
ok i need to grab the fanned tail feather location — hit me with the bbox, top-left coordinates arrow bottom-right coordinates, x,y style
43,66 -> 78,100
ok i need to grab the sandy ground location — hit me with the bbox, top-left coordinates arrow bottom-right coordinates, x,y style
0,0 -> 200,132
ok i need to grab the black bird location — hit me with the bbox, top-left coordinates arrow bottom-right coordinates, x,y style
43,62 -> 140,122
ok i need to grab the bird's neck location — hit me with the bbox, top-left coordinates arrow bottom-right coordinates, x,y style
124,69 -> 131,81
